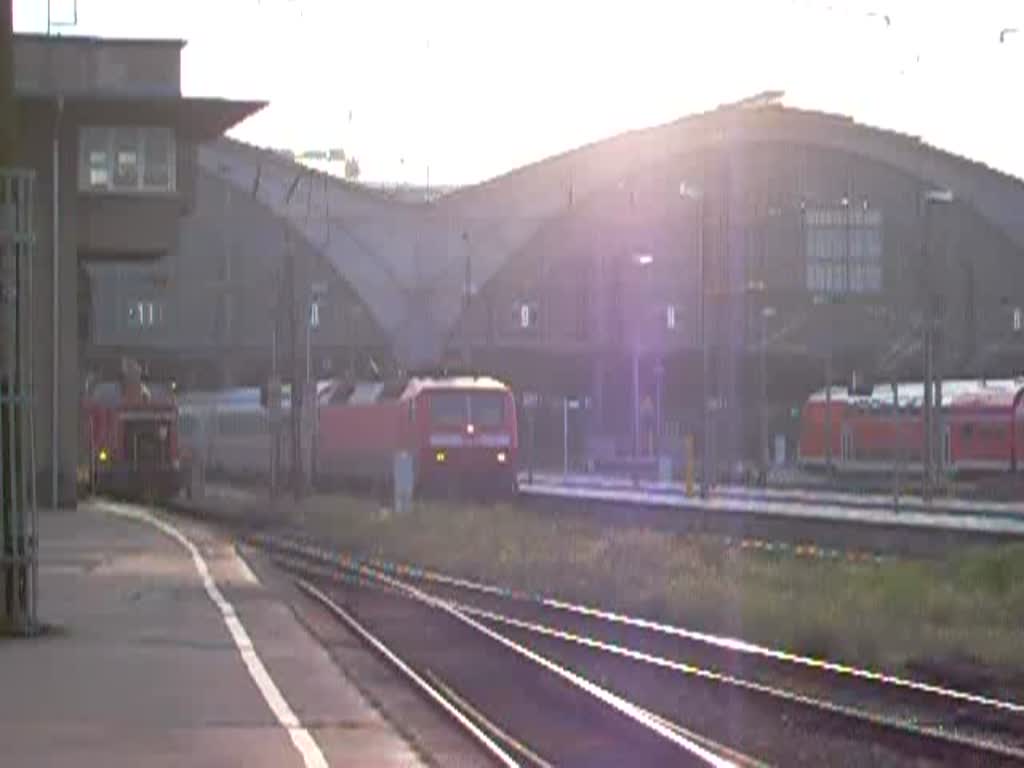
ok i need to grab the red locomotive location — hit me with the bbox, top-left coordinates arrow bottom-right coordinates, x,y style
315,375 -> 518,497
79,365 -> 183,501
798,378 -> 1024,477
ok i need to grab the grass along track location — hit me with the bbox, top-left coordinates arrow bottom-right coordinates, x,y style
281,492 -> 1024,677
259,533 -> 1024,767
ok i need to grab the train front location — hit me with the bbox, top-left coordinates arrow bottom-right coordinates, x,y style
417,380 -> 518,497
85,381 -> 183,501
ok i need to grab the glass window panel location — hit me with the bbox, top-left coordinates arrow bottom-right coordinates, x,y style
470,393 -> 505,428
851,264 -> 864,293
832,263 -> 845,293
142,127 -> 173,189
430,393 -> 468,426
112,128 -> 140,188
80,127 -> 110,190
869,265 -> 882,293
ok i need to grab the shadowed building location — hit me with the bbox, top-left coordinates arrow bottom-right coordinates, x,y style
11,33 -> 263,505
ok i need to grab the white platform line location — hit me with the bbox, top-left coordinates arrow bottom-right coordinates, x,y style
98,501 -> 328,768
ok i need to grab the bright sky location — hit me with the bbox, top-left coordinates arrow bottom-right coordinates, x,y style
14,0 -> 1024,186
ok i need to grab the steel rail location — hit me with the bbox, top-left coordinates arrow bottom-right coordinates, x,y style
279,543 -> 1024,765
295,577 -> 523,768
253,532 -> 1024,717
283,551 -> 743,767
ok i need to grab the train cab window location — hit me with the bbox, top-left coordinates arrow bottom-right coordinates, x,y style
430,393 -> 467,426
470,393 -> 505,428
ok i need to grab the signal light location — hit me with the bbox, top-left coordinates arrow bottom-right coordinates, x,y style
98,448 -> 109,463
497,451 -> 507,464
466,423 -> 475,435
435,450 -> 447,463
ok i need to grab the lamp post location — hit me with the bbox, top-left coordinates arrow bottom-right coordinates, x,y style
921,188 -> 954,502
760,304 -> 777,482
679,181 -> 707,495
630,252 -> 654,459
462,230 -> 473,369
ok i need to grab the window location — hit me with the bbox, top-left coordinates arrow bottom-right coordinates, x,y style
470,393 -> 505,428
430,392 -> 467,426
428,392 -> 505,428
805,206 -> 883,296
514,301 -> 539,330
127,299 -> 164,329
113,128 -> 139,187
143,128 -> 173,188
79,126 -> 176,192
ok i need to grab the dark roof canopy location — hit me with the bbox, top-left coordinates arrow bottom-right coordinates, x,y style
17,92 -> 266,140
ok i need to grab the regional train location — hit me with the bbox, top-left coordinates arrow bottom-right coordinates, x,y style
798,378 -> 1024,478
178,375 -> 519,498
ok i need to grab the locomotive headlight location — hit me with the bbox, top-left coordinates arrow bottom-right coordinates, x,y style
98,448 -> 109,463
496,451 -> 507,464
435,450 -> 447,463
466,423 -> 475,435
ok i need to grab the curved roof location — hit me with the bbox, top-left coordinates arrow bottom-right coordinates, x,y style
202,101 -> 1024,366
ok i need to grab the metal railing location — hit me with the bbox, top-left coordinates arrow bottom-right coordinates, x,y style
0,169 -> 38,634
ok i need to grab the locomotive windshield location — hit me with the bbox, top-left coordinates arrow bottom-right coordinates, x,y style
470,393 -> 505,428
429,391 -> 505,428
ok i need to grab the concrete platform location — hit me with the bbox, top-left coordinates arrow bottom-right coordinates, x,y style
520,471 -> 1024,536
0,502 -> 424,768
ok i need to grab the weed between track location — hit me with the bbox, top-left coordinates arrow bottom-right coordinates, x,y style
280,493 -> 1024,681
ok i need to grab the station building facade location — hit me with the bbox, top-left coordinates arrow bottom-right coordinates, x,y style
85,96 -> 1024,473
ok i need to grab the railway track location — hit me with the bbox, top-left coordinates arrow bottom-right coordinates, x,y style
255,532 -> 1024,766
291,556 -> 749,766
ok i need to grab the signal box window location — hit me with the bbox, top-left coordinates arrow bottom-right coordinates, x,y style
79,126 -> 176,193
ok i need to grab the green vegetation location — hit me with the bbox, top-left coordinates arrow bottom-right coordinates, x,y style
289,494 -> 1024,675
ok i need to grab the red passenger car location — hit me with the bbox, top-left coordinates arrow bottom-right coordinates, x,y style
798,378 -> 1024,477
79,379 -> 183,500
315,375 -> 518,497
